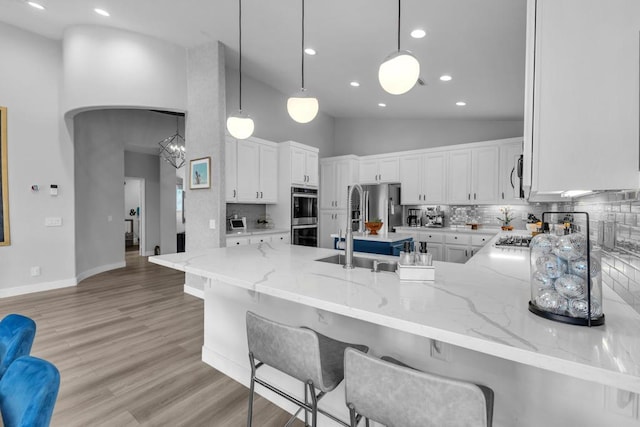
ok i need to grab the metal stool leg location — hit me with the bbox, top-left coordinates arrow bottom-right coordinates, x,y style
348,403 -> 358,427
304,383 -> 309,427
247,353 -> 257,427
307,381 -> 318,427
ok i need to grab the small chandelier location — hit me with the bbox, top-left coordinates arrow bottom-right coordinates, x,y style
158,116 -> 186,169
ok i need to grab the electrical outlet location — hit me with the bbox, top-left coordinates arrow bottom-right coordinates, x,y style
604,387 -> 638,418
30,266 -> 41,277
429,339 -> 449,362
209,219 -> 216,229
44,217 -> 62,227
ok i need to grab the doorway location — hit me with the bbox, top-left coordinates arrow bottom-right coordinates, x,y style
124,177 -> 146,256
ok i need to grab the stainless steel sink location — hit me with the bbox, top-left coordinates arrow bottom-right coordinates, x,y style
315,254 -> 398,272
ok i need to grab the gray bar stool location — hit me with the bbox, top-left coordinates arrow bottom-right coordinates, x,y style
345,348 -> 494,427
246,311 -> 369,427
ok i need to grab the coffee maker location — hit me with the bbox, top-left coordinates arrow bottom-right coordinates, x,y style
407,209 -> 420,227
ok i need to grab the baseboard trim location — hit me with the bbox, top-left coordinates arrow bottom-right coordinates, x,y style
76,261 -> 126,284
183,284 -> 204,299
0,277 -> 77,298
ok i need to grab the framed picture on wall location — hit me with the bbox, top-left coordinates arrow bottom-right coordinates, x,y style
0,106 -> 9,246
189,157 -> 211,189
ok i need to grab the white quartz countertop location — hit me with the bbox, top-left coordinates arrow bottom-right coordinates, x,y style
226,228 -> 289,237
329,232 -> 413,242
150,234 -> 640,393
395,226 -> 502,235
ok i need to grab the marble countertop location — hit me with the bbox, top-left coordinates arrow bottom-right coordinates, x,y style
395,226 -> 502,234
330,232 -> 413,242
150,234 -> 640,393
226,228 -> 289,237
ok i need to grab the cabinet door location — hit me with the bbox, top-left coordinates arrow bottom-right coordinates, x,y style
320,161 -> 336,209
399,156 -> 422,205
499,141 -> 524,203
429,243 -> 444,262
423,152 -> 447,204
259,144 -> 278,203
447,150 -> 472,204
290,147 -> 307,186
271,232 -> 291,244
527,0 -> 640,193
335,160 -> 353,210
305,151 -> 319,187
378,157 -> 399,183
319,211 -> 339,249
472,146 -> 499,204
236,140 -> 260,202
359,159 -> 379,184
445,245 -> 469,263
225,137 -> 238,202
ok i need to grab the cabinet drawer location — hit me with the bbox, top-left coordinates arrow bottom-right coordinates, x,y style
445,234 -> 471,245
270,233 -> 290,244
471,234 -> 493,247
227,237 -> 250,246
417,232 -> 444,243
250,235 -> 272,244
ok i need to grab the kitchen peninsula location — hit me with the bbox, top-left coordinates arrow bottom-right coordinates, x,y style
151,237 -> 640,426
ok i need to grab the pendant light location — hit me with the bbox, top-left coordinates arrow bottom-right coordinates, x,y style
378,0 -> 420,95
158,115 -> 186,169
287,0 -> 319,124
227,0 -> 255,139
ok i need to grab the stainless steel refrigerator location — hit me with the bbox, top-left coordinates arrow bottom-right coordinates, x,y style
351,183 -> 403,233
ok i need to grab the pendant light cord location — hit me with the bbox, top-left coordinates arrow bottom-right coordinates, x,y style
301,0 -> 305,90
238,0 -> 243,111
397,0 -> 401,52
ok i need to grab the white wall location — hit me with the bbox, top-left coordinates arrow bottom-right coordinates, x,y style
226,70 -> 335,158
0,23 -> 76,296
333,117 -> 524,156
63,25 -> 187,115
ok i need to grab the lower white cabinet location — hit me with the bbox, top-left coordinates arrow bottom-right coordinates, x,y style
227,236 -> 250,246
226,232 -> 290,247
320,210 -> 347,249
445,245 -> 470,263
444,233 -> 495,263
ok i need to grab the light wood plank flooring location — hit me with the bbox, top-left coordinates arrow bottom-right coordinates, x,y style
0,252 -> 303,426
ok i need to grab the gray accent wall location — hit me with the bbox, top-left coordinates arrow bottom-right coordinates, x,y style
226,69 -> 335,158
333,118 -> 524,156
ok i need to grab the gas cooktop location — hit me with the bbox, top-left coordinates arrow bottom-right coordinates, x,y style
494,235 -> 532,248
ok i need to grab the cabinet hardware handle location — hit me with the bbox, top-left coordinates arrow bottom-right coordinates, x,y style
465,250 -> 468,257
510,167 -> 515,189
256,192 -> 259,198
474,193 -> 476,200
468,194 -> 471,200
260,191 -> 263,198
502,192 -> 504,199
233,189 -> 236,198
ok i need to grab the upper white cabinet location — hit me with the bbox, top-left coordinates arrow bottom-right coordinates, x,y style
320,156 -> 359,210
447,147 -> 499,204
399,152 -> 447,205
236,137 -> 278,203
499,140 -> 525,204
524,0 -> 640,197
287,142 -> 318,187
225,136 -> 238,202
359,156 -> 399,184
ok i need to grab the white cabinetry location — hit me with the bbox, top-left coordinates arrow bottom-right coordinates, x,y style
447,147 -> 499,204
399,152 -> 447,205
235,137 -> 278,204
319,156 -> 358,248
226,231 -> 290,247
359,156 -> 399,184
524,0 -> 640,197
287,142 -> 318,187
499,140 -> 525,204
443,233 -> 495,263
225,136 -> 238,202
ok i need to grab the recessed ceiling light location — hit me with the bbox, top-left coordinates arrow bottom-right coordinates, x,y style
27,2 -> 45,10
350,81 -> 360,87
94,8 -> 110,17
439,75 -> 452,82
410,29 -> 426,39
378,103 -> 386,107
456,101 -> 467,106
304,48 -> 316,56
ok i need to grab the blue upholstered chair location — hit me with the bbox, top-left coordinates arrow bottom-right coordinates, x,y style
0,356 -> 60,427
345,349 -> 494,427
0,314 -> 37,378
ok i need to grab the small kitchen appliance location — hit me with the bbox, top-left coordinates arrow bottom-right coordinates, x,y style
407,209 -> 420,227
229,217 -> 247,232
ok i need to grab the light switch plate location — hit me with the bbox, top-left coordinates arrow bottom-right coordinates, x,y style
45,217 -> 62,227
209,219 -> 216,229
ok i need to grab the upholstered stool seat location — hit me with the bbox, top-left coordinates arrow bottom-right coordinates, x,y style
0,314 -> 36,378
345,349 -> 494,427
246,311 -> 368,427
0,356 -> 60,427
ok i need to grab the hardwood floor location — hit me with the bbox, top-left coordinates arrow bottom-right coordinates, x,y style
0,252 -> 303,426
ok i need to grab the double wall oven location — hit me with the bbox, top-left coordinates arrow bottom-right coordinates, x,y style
291,187 -> 318,247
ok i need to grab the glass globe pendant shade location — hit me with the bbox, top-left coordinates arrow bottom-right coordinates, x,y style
378,50 -> 420,95
287,90 -> 319,124
226,110 -> 254,140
